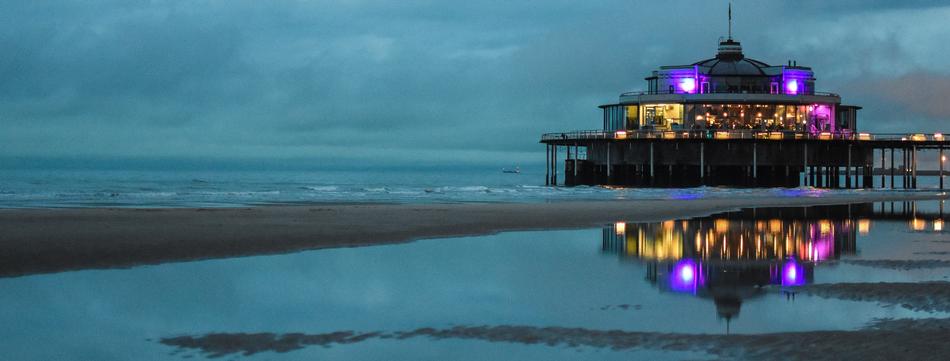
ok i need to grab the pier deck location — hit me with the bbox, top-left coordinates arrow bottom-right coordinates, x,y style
540,130 -> 950,189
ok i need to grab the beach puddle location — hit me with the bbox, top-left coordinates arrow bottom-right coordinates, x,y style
0,201 -> 948,360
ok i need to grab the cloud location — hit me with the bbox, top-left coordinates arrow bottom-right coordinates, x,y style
1,1 -> 949,167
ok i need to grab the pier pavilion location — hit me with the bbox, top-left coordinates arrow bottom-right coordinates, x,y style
540,30 -> 950,189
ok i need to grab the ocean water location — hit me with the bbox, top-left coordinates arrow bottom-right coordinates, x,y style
0,167 -> 944,208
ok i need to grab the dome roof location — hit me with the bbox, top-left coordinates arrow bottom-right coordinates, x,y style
692,39 -> 771,76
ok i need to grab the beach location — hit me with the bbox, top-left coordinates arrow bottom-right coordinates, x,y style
1,192 -> 945,278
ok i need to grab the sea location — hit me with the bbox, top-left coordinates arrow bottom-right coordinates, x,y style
0,167 -> 943,208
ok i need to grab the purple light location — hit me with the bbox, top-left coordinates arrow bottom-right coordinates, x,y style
781,260 -> 805,286
678,78 -> 696,93
785,79 -> 799,95
680,265 -> 695,282
670,259 -> 702,293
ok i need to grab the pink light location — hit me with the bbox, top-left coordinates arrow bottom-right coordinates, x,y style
785,80 -> 799,95
679,78 -> 696,93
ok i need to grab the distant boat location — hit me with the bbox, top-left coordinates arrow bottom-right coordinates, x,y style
502,167 -> 521,174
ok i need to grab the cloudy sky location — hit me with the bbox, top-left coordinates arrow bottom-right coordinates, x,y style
2,0 -> 950,169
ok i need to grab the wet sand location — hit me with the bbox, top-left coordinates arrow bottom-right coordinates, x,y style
160,317 -> 950,360
789,281 -> 950,313
0,192 -> 945,278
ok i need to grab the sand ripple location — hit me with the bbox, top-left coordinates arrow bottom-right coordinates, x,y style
160,318 -> 950,360
792,281 -> 950,312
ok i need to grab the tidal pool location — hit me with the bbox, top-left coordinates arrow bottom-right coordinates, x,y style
0,201 -> 947,360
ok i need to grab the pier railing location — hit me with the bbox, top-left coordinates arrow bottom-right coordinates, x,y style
541,130 -> 947,142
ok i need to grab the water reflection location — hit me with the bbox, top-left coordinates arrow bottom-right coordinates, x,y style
603,202 -> 947,323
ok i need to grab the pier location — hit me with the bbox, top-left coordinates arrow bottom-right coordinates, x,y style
542,130 -> 950,189
540,27 -> 950,189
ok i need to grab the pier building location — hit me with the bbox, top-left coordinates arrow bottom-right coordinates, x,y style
541,12 -> 949,188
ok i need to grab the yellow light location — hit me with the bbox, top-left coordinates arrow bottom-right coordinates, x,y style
858,133 -> 871,140
681,132 -> 690,138
663,131 -> 676,139
911,134 -> 926,141
769,132 -> 783,140
911,218 -> 926,231
614,222 -> 626,235
943,155 -> 947,162
934,219 -> 943,231
615,131 -> 627,139
935,133 -> 944,140
714,219 -> 729,233
662,220 -> 675,230
714,131 -> 730,139
819,132 -> 832,140
769,219 -> 783,231
858,219 -> 871,235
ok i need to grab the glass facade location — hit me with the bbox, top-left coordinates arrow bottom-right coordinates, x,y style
640,104 -> 684,130
607,102 -> 837,132
684,103 -> 834,132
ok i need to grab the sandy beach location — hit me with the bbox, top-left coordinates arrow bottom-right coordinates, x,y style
1,192 -> 945,278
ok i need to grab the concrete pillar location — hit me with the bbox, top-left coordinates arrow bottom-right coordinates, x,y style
752,143 -> 759,186
901,148 -> 907,189
803,143 -> 809,186
544,144 -> 551,186
649,142 -> 654,182
700,142 -> 705,184
574,144 -> 579,179
912,146 -> 917,189
846,144 -> 852,188
890,148 -> 895,189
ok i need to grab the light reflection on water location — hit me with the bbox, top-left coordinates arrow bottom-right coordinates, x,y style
602,201 -> 950,324
0,201 -> 947,360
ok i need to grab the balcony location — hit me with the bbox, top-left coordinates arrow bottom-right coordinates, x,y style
540,130 -> 948,143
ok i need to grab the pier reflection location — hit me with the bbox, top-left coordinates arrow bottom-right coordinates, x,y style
602,201 -> 945,322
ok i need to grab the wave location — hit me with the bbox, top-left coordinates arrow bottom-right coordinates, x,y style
301,186 -> 340,192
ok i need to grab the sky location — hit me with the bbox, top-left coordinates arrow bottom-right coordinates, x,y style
2,0 -> 950,169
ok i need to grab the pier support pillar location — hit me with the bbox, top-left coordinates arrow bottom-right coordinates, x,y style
803,143 -> 809,187
890,148 -> 895,189
544,145 -> 551,186
700,142 -> 704,185
649,142 -> 654,186
880,149 -> 885,188
941,148 -> 945,190
574,144 -> 578,180
752,143 -> 759,187
912,146 -> 917,189
846,145 -> 852,188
